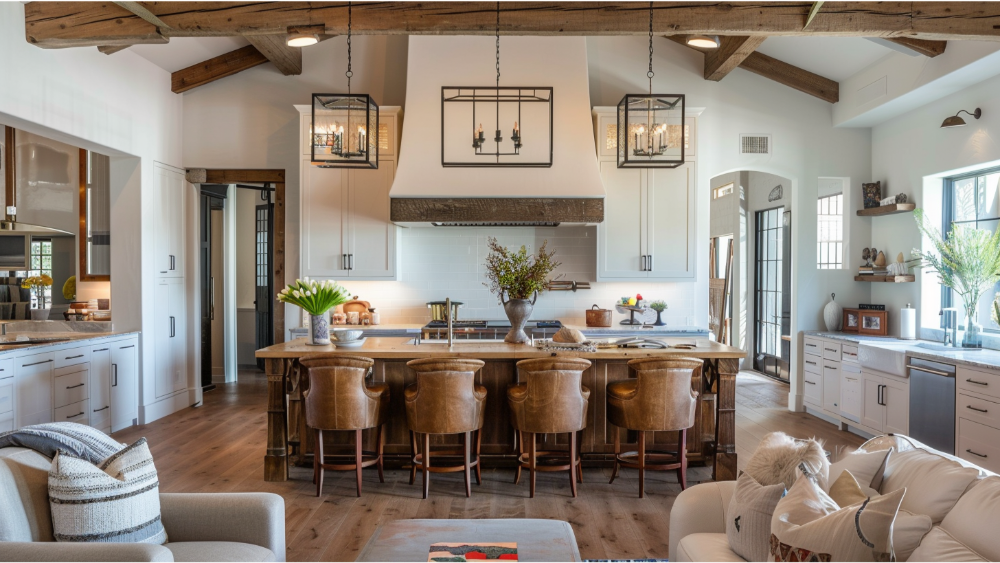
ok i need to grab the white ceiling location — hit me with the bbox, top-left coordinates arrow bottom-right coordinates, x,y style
755,36 -> 895,82
130,37 -> 250,73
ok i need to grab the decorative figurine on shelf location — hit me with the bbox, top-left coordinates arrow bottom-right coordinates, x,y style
823,293 -> 843,331
863,181 -> 882,209
861,247 -> 872,267
874,251 -> 887,268
887,252 -> 911,276
896,193 -> 908,204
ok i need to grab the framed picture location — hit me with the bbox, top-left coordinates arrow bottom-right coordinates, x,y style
859,310 -> 888,336
862,181 -> 882,209
842,309 -> 860,333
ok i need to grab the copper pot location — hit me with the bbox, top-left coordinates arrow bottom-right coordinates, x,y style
586,304 -> 612,327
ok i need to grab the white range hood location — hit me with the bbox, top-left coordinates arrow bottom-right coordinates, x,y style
389,36 -> 604,227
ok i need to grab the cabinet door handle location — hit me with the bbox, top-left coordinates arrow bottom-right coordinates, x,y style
170,316 -> 175,338
966,405 -> 989,413
169,254 -> 175,270
879,384 -> 886,406
23,359 -> 53,367
966,449 -> 988,459
647,254 -> 653,271
640,255 -> 646,271
112,364 -> 118,387
966,378 -> 989,386
93,406 -> 109,412
805,380 -> 816,385
66,383 -> 85,389
65,354 -> 85,360
65,412 -> 84,420
349,254 -> 354,270
210,276 -> 216,321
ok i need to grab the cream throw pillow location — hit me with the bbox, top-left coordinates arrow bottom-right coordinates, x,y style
726,472 -> 786,562
907,527 -> 988,562
825,448 -> 891,492
744,432 -> 829,490
770,468 -> 904,561
881,448 -> 979,523
48,437 -> 167,544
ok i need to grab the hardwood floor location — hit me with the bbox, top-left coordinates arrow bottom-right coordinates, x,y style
113,370 -> 864,562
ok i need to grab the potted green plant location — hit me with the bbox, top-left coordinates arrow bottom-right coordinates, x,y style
649,300 -> 668,326
483,237 -> 560,343
277,278 -> 351,345
913,209 -> 1000,348
22,274 -> 53,320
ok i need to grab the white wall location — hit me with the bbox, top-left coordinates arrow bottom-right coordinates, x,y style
0,2 -> 191,422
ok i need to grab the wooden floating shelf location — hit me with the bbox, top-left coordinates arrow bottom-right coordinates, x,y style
854,275 -> 915,283
857,203 -> 916,217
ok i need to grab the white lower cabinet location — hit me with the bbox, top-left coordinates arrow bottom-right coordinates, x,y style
15,353 -> 54,428
110,341 -> 138,432
90,347 -> 112,432
155,278 -> 187,399
861,368 -> 909,435
0,371 -> 13,432
957,365 -> 1000,472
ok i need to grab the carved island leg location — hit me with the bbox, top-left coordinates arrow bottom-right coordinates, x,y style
264,358 -> 289,482
286,359 -> 305,466
713,358 -> 739,481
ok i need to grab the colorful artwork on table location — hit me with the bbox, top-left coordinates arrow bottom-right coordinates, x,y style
429,543 -> 518,562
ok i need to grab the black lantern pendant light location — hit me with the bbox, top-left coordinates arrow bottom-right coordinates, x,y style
311,2 -> 379,169
617,3 -> 685,169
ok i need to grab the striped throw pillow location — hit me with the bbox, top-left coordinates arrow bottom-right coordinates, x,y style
48,437 -> 167,544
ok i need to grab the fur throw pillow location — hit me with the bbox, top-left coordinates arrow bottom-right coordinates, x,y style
745,432 -> 830,490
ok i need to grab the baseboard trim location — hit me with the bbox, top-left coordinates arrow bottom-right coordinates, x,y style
140,390 -> 194,424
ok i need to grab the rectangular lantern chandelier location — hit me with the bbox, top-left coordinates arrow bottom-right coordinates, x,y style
311,93 -> 379,169
441,86 -> 553,168
616,93 -> 685,169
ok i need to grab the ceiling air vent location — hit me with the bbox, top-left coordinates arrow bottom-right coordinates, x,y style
740,134 -> 771,155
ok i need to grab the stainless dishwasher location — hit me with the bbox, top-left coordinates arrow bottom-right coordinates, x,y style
908,357 -> 956,454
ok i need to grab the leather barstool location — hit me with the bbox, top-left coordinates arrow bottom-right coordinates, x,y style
300,354 -> 388,498
508,357 -> 592,498
404,358 -> 487,499
606,357 -> 701,497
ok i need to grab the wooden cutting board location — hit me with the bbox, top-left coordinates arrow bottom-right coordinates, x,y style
341,299 -> 371,314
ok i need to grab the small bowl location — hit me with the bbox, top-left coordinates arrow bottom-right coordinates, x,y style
330,328 -> 364,342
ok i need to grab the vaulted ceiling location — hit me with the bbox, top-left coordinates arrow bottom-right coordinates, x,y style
23,2 -> 1000,100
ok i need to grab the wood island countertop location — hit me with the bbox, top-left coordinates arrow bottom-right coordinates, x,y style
255,336 -> 745,360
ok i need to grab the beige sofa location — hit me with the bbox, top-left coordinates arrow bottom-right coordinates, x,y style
0,447 -> 286,562
670,434 -> 999,562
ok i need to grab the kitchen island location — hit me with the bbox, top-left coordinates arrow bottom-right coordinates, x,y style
255,337 -> 744,482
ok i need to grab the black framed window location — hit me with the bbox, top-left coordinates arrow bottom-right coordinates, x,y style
942,166 -> 1000,332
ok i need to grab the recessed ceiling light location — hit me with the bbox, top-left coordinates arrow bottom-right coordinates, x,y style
287,33 -> 319,48
687,35 -> 720,49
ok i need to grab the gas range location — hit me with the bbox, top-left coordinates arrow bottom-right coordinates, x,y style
421,319 -> 562,340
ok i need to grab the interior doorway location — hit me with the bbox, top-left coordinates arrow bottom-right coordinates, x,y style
753,207 -> 792,379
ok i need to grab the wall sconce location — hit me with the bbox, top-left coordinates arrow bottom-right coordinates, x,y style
687,35 -> 720,49
941,108 -> 982,128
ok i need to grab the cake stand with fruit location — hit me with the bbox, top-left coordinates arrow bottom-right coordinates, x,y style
615,294 -> 657,326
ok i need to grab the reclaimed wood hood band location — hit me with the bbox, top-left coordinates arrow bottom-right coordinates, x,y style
24,2 -> 1000,49
389,197 -> 604,224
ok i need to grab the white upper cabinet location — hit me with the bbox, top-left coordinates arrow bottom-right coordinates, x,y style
593,108 -> 697,281
153,163 -> 186,278
298,106 -> 401,281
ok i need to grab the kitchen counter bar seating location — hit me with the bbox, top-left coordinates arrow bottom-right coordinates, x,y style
300,354 -> 389,497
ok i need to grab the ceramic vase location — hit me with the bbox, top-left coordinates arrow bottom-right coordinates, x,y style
309,314 -> 331,346
823,293 -> 842,331
653,310 -> 666,326
502,291 -> 537,344
30,308 -> 49,321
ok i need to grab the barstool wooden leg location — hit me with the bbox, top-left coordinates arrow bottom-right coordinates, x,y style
464,431 -> 472,498
312,429 -> 319,486
315,429 -> 324,497
638,430 -> 646,498
377,424 -> 385,483
514,430 -> 523,485
528,432 -> 537,498
422,433 -> 431,499
569,431 -> 578,498
354,429 -> 363,497
576,431 -> 584,484
609,425 -> 620,484
409,431 -> 417,486
678,428 -> 688,490
475,428 -> 483,486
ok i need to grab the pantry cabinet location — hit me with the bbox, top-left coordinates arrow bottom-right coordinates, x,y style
592,108 -> 697,281
298,106 -> 401,281
154,277 -> 187,399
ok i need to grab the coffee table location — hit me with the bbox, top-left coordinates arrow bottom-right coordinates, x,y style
356,518 -> 582,562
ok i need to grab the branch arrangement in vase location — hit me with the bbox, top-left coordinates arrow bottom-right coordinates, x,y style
483,236 -> 560,343
912,208 -> 1000,347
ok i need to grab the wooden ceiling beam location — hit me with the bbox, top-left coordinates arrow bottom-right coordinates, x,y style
113,1 -> 172,30
23,2 -> 1000,49
244,34 -> 302,75
97,45 -> 131,55
884,37 -> 947,57
171,45 -> 268,94
704,36 -> 767,81
738,52 -> 839,103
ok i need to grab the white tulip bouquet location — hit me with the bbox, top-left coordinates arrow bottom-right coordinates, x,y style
277,278 -> 351,316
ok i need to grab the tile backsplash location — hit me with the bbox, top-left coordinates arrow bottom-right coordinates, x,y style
318,226 -> 698,327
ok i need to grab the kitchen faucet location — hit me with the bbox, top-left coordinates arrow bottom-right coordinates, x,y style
445,297 -> 454,348
941,308 -> 959,347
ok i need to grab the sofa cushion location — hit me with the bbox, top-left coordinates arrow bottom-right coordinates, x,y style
725,472 -> 785,562
0,422 -> 124,464
907,527 -> 987,562
743,432 -> 829,490
937,476 -> 1000,561
0,447 -> 54,542
825,448 -> 890,492
165,541 -> 277,562
49,438 -> 167,544
881,447 -> 979,523
676,533 -> 746,563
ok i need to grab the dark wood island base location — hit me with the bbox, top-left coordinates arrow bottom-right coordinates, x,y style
256,338 -> 743,483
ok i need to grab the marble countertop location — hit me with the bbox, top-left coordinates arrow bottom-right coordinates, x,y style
0,331 -> 139,355
804,331 -> 1000,371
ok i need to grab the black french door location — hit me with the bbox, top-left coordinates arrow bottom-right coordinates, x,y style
753,207 -> 792,379
255,199 -> 274,370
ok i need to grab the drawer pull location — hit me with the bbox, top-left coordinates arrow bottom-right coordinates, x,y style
966,449 -> 988,459
23,359 -> 53,367
806,360 -> 817,366
966,379 -> 989,386
65,354 -> 85,360
805,380 -> 817,385
966,405 -> 989,413
93,348 -> 109,352
65,412 -> 84,420
825,348 -> 837,352
65,383 -> 85,389
825,365 -> 837,370
93,406 -> 109,412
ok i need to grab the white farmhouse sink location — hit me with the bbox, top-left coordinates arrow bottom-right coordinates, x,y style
857,343 -> 908,377
914,341 -> 980,353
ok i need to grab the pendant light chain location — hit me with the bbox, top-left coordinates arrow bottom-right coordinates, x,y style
647,1 -> 654,95
346,1 -> 353,95
496,1 -> 501,91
